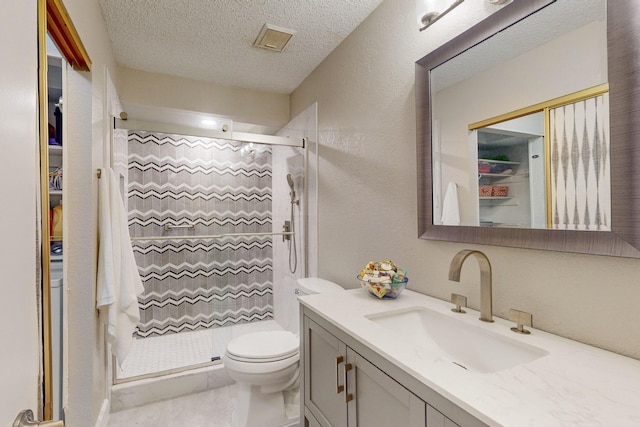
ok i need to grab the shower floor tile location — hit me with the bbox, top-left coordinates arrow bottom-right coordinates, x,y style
118,320 -> 284,380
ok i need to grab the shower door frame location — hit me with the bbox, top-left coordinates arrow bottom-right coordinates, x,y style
111,119 -> 305,385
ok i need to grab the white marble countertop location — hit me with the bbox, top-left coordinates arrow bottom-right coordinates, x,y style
299,288 -> 640,426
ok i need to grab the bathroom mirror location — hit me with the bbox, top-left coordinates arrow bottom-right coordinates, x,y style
416,0 -> 640,257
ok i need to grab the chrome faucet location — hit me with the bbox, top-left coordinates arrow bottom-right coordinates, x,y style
448,249 -> 493,322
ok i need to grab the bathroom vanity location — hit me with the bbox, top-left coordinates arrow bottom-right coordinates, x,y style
299,289 -> 640,426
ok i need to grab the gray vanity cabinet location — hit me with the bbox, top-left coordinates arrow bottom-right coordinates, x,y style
301,307 -> 480,427
303,317 -> 426,427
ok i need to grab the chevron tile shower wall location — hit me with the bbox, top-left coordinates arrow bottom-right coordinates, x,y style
128,131 -> 274,337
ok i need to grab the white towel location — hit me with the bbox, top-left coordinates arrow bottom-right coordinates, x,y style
441,182 -> 460,226
96,168 -> 144,365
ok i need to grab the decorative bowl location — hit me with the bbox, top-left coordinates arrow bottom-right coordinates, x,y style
357,276 -> 408,299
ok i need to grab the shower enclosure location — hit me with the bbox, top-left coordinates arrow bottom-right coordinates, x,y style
113,126 -> 307,381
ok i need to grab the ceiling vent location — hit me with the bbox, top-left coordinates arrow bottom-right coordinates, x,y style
253,23 -> 296,52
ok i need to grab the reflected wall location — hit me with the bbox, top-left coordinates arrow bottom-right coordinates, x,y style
432,14 -> 606,227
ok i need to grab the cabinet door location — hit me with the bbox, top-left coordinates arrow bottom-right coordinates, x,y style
304,318 -> 348,427
346,348 -> 426,427
305,407 -> 323,427
426,404 -> 460,427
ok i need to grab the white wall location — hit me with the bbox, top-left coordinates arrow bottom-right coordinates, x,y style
57,0 -> 122,425
0,1 -> 40,424
290,0 -> 640,360
63,61 -> 96,426
118,66 -> 290,130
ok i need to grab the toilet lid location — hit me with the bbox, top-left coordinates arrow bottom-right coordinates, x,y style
297,277 -> 344,294
226,331 -> 299,361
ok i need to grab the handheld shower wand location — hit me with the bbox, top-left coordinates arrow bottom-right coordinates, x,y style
285,174 -> 298,273
286,174 -> 297,203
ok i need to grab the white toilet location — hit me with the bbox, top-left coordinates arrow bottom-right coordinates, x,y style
223,277 -> 344,427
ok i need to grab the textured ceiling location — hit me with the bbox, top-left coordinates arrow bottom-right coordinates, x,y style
431,0 -> 605,93
98,0 -> 385,94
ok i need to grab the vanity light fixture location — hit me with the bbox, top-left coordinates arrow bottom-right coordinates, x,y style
417,0 -> 464,31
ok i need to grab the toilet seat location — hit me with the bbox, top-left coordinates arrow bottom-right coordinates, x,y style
224,331 -> 300,376
226,331 -> 299,363
224,351 -> 299,376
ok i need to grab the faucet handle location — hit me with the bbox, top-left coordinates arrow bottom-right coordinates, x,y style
509,309 -> 532,334
450,293 -> 467,313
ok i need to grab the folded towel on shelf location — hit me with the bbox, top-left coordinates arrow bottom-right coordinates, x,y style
441,182 -> 460,226
96,168 -> 144,365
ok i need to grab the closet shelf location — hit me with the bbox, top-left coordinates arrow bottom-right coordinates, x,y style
479,172 -> 514,178
478,158 -> 520,165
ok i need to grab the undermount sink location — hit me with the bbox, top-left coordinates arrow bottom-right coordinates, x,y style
366,307 -> 548,373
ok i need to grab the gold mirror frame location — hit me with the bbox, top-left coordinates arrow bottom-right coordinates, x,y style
416,0 -> 640,258
38,0 -> 90,419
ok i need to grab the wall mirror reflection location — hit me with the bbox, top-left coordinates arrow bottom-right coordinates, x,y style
431,0 -> 607,230
458,86 -> 609,230
416,0 -> 640,257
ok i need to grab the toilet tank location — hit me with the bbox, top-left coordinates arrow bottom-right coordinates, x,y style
283,278 -> 343,336
296,277 -> 344,296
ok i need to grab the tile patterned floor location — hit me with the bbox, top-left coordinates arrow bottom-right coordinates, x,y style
108,383 -> 238,427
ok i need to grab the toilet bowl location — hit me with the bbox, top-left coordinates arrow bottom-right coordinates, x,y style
223,277 -> 344,427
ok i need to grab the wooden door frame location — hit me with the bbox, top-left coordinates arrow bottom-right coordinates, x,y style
37,0 -> 90,419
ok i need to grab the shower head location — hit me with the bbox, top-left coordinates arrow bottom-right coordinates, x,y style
286,174 -> 296,202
